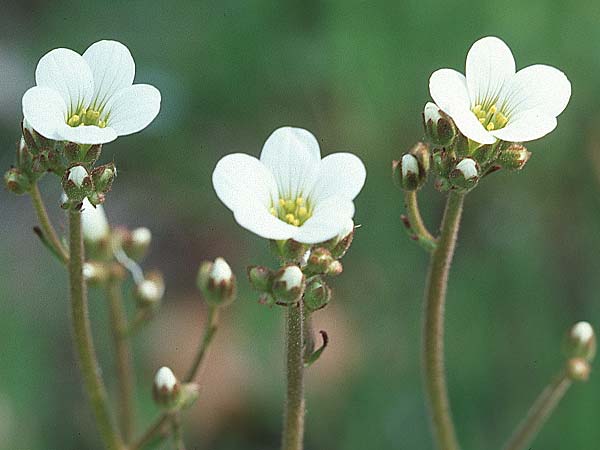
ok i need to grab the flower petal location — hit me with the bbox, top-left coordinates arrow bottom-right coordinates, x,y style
499,64 -> 571,118
292,196 -> 355,244
57,123 -> 118,145
232,204 -> 297,241
429,69 -> 471,113
260,127 -> 321,198
83,40 -> 135,108
35,48 -> 94,113
465,36 -> 515,106
212,153 -> 278,212
22,86 -> 68,140
491,109 -> 557,142
104,84 -> 161,136
445,107 -> 496,145
310,152 -> 366,202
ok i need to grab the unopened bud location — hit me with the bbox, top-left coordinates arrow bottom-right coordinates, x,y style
272,265 -> 305,305
82,262 -> 110,286
81,198 -> 110,244
247,265 -> 274,292
450,158 -> 479,190
303,278 -> 332,312
423,102 -> 456,147
564,321 -> 596,362
62,165 -> 93,205
566,357 -> 591,382
393,154 -> 420,191
153,366 -> 181,407
4,167 -> 31,194
197,257 -> 236,307
498,144 -> 531,171
126,227 -> 152,260
327,219 -> 355,259
135,275 -> 165,307
91,162 -> 117,194
305,247 -> 335,275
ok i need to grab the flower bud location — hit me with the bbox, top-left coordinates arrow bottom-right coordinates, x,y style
411,142 -> 431,176
303,278 -> 332,312
91,162 -> 117,194
121,227 -> 152,260
272,265 -> 305,305
62,165 -> 93,205
564,321 -> 596,362
4,167 -> 31,194
566,357 -> 591,382
498,144 -> 531,171
135,274 -> 165,308
81,198 -> 110,244
153,366 -> 181,407
197,257 -> 236,307
423,102 -> 456,147
450,158 -> 479,190
305,247 -> 335,275
393,154 -> 420,191
82,262 -> 110,286
247,265 -> 274,292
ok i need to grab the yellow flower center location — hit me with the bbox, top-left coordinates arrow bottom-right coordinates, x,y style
472,103 -> 508,131
270,195 -> 313,227
67,108 -> 107,128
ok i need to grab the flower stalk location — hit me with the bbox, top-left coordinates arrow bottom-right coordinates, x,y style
282,300 -> 306,450
403,190 -> 437,252
185,306 -> 220,382
69,210 -> 123,450
502,370 -> 571,450
422,191 -> 465,450
30,183 -> 69,264
107,278 -> 135,443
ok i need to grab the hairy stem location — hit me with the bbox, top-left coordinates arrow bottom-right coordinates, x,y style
403,190 -> 437,251
502,370 -> 572,450
107,279 -> 135,443
69,210 -> 123,450
30,183 -> 69,264
422,191 -> 464,450
281,301 -> 305,450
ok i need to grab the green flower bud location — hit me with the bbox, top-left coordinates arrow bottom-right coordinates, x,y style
393,154 -> 420,191
564,321 -> 596,362
272,265 -> 305,305
450,158 -> 479,191
498,144 -> 531,171
4,167 -> 31,194
91,162 -> 117,194
327,219 -> 355,260
303,278 -> 332,312
62,165 -> 94,206
197,257 -> 236,307
270,239 -> 309,263
423,102 -> 456,147
247,265 -> 274,292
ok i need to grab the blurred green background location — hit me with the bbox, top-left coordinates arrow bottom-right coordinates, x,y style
1,1 -> 599,449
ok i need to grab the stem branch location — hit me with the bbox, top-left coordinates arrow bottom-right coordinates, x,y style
30,183 -> 69,264
502,370 -> 572,450
422,191 -> 464,450
403,190 -> 437,252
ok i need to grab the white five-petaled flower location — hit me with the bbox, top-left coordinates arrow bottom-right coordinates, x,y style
22,40 -> 161,145
429,36 -> 571,145
212,127 -> 366,244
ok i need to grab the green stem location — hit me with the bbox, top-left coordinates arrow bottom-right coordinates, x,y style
132,306 -> 221,449
502,370 -> 572,450
184,306 -> 219,383
422,191 -> 465,450
281,301 -> 305,450
30,183 -> 69,264
69,210 -> 123,450
403,190 -> 437,252
172,414 -> 186,450
107,279 -> 136,443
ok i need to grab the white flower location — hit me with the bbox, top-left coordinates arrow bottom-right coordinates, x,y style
455,158 -> 478,180
154,366 -> 177,391
572,321 -> 594,344
81,197 -> 110,243
212,127 -> 366,244
22,40 -> 161,145
279,265 -> 304,290
429,36 -> 571,145
210,257 -> 232,283
67,165 -> 89,187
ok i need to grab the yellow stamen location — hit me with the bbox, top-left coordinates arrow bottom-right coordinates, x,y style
285,213 -> 295,224
479,117 -> 486,124
67,115 -> 81,127
486,123 -> 495,131
298,206 -> 308,217
296,197 -> 304,206
270,207 -> 277,216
